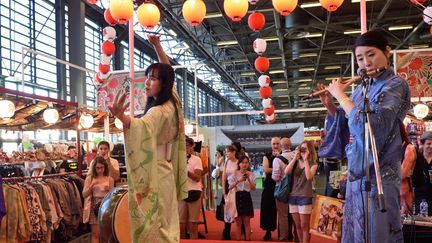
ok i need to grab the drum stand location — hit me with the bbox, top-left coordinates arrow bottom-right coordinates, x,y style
360,74 -> 387,243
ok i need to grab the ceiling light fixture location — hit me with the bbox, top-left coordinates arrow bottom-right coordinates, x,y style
276,88 -> 288,91
305,32 -> 322,38
43,102 -> 59,124
273,80 -> 286,84
263,36 -> 279,42
298,78 -> 313,82
300,2 -> 321,8
324,65 -> 341,70
299,53 -> 317,58
388,25 -> 413,31
240,72 -> 256,76
335,50 -> 352,55
344,29 -> 362,35
269,56 -> 283,60
0,100 -> 15,118
299,67 -> 315,72
205,12 -> 223,18
414,103 -> 429,119
217,40 -> 238,46
269,70 -> 285,74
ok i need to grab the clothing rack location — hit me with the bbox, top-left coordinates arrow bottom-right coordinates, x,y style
1,172 -> 77,181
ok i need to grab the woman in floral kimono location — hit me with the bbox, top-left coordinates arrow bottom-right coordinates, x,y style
109,35 -> 187,243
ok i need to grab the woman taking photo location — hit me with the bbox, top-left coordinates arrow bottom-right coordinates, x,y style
221,145 -> 239,240
285,141 -> 318,243
109,34 -> 188,242
83,156 -> 114,243
228,155 -> 256,241
316,30 -> 410,243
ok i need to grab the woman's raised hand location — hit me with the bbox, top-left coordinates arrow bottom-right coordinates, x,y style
108,91 -> 129,120
147,34 -> 161,47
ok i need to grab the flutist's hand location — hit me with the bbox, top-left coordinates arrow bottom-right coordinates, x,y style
327,78 -> 349,100
316,83 -> 336,117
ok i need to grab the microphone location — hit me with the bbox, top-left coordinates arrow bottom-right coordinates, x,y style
357,68 -> 367,78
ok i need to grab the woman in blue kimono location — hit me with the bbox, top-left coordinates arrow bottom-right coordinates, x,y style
316,30 -> 410,243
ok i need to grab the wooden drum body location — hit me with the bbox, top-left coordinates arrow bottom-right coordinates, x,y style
99,185 -> 131,243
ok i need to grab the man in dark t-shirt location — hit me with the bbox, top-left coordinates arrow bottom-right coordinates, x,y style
58,145 -> 79,173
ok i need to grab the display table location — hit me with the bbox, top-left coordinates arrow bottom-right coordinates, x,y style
403,216 -> 432,242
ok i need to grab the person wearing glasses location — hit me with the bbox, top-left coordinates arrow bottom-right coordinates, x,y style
109,34 -> 187,243
285,141 -> 318,243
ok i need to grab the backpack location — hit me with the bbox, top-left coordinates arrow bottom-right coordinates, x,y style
273,155 -> 297,203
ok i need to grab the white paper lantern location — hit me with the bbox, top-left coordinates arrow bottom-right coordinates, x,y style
262,98 -> 273,108
253,38 -> 267,55
114,118 -> 123,129
185,124 -> 194,135
258,75 -> 270,87
0,100 -> 15,118
248,0 -> 259,4
80,114 -> 94,129
424,7 -> 432,25
100,54 -> 112,65
414,103 -> 429,119
43,108 -> 59,124
103,26 -> 117,41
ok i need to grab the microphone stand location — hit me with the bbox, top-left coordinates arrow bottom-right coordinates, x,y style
360,74 -> 387,243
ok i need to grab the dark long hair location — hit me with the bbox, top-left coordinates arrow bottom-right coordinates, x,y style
144,63 -> 175,114
91,156 -> 109,178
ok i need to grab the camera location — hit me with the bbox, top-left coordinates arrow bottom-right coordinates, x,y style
243,173 -> 248,178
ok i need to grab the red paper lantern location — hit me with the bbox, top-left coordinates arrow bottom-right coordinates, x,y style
87,0 -> 98,4
259,87 -> 272,99
98,63 -> 110,74
183,0 -> 206,26
137,3 -> 160,29
248,11 -> 265,32
224,0 -> 249,22
102,41 -> 115,56
410,0 -> 427,5
319,0 -> 344,12
272,0 -> 297,16
265,114 -> 276,124
94,73 -> 104,84
264,105 -> 275,116
104,8 -> 118,26
255,56 -> 270,73
109,0 -> 134,24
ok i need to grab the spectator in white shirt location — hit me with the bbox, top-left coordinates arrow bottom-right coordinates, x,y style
178,137 -> 203,239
